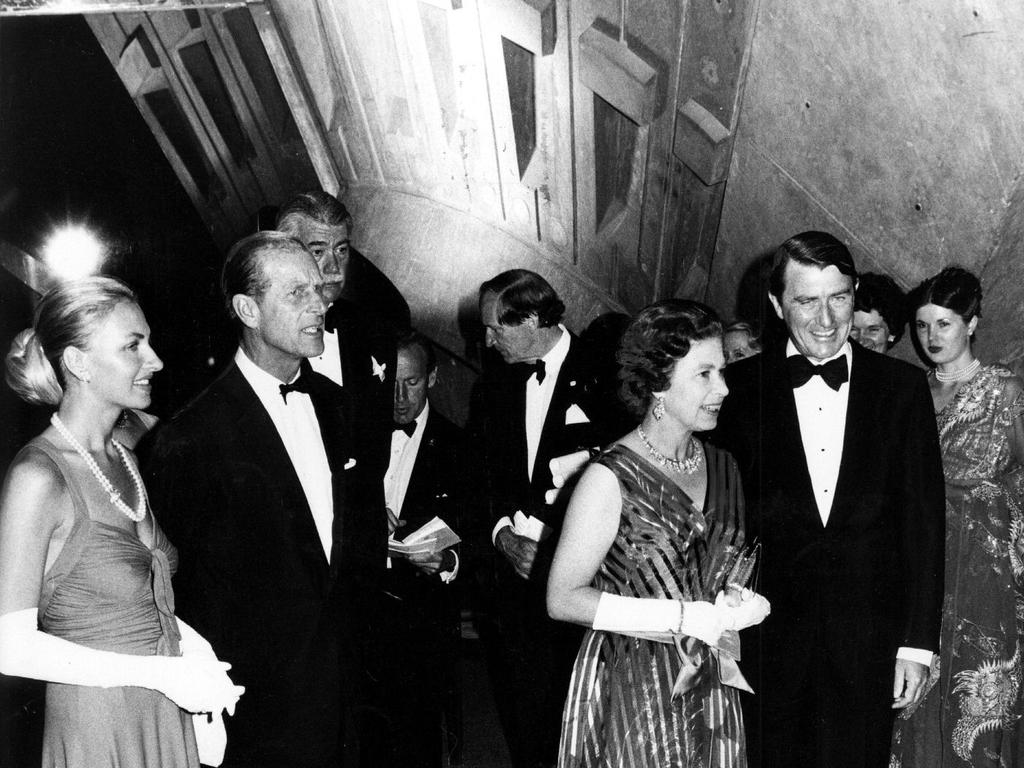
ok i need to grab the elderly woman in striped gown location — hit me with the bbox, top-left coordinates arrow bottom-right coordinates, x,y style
547,299 -> 770,768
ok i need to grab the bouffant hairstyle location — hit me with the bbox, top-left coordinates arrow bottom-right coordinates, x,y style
221,231 -> 308,321
479,269 -> 565,328
855,272 -> 907,345
275,190 -> 353,234
617,299 -> 723,418
5,276 -> 137,407
768,231 -> 858,301
911,266 -> 982,323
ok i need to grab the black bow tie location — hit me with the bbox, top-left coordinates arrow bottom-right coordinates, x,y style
517,359 -> 546,384
279,367 -> 315,403
787,355 -> 849,391
392,421 -> 416,437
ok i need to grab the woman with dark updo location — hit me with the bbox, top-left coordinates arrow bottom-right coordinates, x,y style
0,277 -> 242,767
547,299 -> 770,767
891,267 -> 1024,767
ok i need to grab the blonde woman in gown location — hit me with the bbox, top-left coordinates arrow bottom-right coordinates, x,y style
892,267 -> 1024,767
0,277 -> 242,767
547,300 -> 770,768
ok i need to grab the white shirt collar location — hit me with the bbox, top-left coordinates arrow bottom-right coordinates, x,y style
409,400 -> 430,434
538,325 -> 570,369
785,339 -> 853,368
234,347 -> 302,400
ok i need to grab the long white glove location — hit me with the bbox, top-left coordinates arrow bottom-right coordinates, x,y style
176,618 -> 230,767
591,590 -> 770,644
0,608 -> 243,714
592,593 -> 682,633
680,590 -> 771,646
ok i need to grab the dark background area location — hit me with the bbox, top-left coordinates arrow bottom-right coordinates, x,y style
0,15 -> 231,766
0,14 -> 232,458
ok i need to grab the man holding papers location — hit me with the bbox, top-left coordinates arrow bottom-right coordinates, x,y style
364,329 -> 464,768
470,270 -> 624,768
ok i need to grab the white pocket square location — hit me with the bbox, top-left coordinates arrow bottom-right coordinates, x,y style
564,403 -> 590,425
343,458 -> 357,470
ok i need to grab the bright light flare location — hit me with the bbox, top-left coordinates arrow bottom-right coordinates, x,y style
43,225 -> 106,280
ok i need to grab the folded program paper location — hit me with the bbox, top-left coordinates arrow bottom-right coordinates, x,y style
388,517 -> 461,557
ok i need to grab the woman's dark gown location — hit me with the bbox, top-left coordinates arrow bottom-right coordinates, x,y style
26,436 -> 199,768
891,365 -> 1024,767
558,442 -> 749,768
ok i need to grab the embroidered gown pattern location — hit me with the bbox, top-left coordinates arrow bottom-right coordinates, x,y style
891,365 -> 1024,767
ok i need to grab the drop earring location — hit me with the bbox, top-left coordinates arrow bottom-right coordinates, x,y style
653,395 -> 665,421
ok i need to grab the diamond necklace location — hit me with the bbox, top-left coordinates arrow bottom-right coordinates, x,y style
636,425 -> 704,474
935,358 -> 981,383
50,413 -> 148,522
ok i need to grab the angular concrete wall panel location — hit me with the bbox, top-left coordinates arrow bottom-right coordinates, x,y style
709,0 -> 1024,345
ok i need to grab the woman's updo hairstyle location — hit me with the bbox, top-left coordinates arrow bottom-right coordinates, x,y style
617,299 -> 723,418
912,266 -> 982,323
6,277 -> 137,406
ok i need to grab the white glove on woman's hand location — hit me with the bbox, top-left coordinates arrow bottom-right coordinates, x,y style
678,600 -> 732,646
680,590 -> 771,645
0,608 -> 243,715
145,655 -> 244,715
718,588 -> 771,631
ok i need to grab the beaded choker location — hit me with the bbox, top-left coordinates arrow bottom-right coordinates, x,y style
636,425 -> 703,474
935,358 -> 981,383
50,414 -> 148,522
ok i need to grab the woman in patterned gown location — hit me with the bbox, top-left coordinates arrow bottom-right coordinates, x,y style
891,267 -> 1024,767
547,299 -> 771,768
0,277 -> 243,767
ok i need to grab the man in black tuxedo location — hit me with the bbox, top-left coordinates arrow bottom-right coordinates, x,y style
363,329 -> 464,768
276,190 -> 407,476
711,231 -> 945,768
144,232 -> 387,768
469,269 -> 624,768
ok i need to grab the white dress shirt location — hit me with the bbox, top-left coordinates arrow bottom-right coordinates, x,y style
525,325 -> 570,481
309,324 -> 343,387
788,339 -> 851,526
235,348 -> 335,560
385,402 -> 429,517
383,402 -> 458,582
787,340 -> 932,667
491,326 -> 570,545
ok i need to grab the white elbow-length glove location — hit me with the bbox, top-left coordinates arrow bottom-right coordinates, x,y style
0,608 -> 243,715
592,589 -> 770,646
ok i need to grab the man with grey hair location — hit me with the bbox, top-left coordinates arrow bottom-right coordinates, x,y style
145,231 -> 387,767
275,190 -> 407,476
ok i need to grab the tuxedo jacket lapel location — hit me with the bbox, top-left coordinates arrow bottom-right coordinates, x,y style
222,365 -> 332,591
832,344 -> 874,515
763,348 -> 820,526
534,336 -> 587,489
402,415 -> 440,531
305,364 -> 351,579
327,304 -> 357,385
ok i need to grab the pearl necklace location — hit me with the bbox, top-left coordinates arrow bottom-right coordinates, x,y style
50,414 -> 148,522
636,425 -> 703,474
935,358 -> 981,383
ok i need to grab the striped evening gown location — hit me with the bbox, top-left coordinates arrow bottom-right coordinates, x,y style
558,442 -> 748,768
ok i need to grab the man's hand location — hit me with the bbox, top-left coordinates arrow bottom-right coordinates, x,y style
545,450 -> 592,505
495,526 -> 538,580
892,658 -> 929,709
408,550 -> 444,576
386,507 -> 406,536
